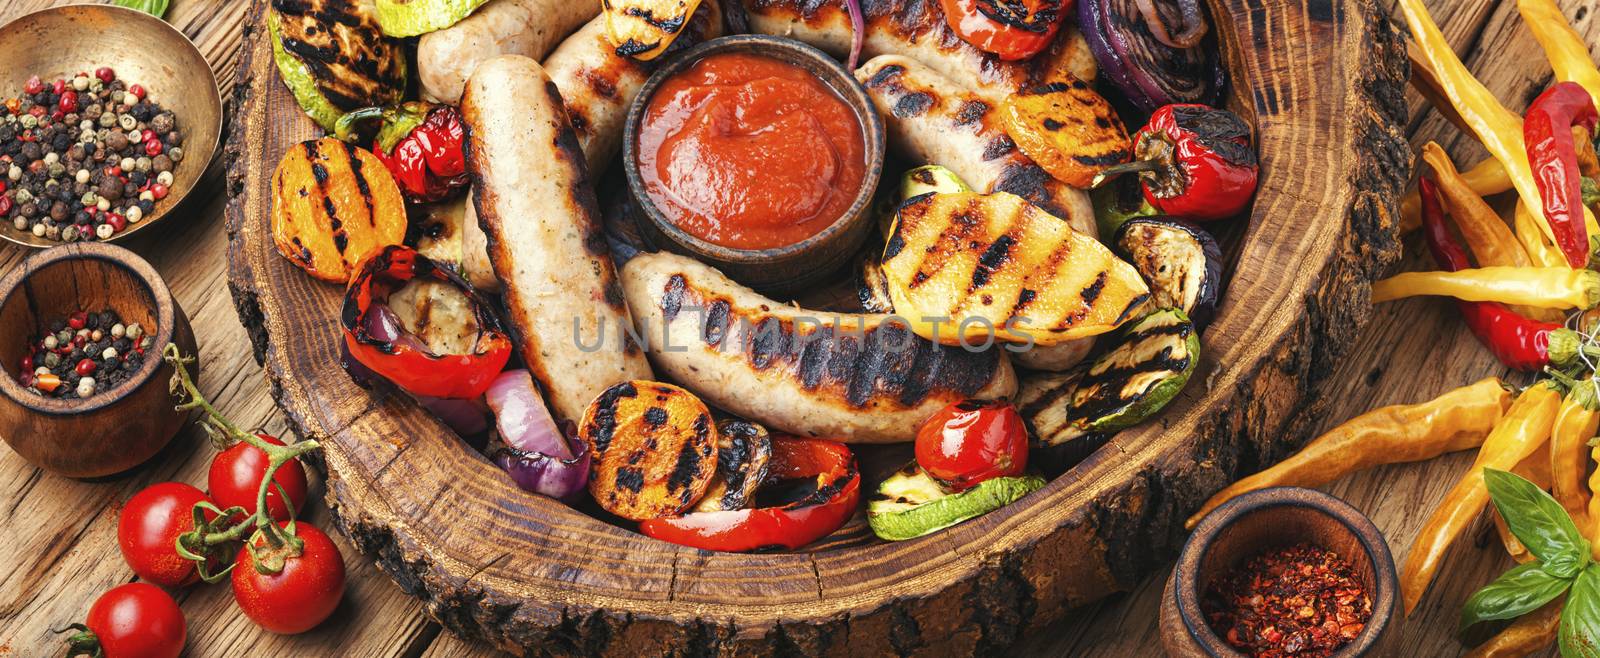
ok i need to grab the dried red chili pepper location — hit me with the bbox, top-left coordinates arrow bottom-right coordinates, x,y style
1525,82 -> 1599,267
1092,104 -> 1258,221
1202,543 -> 1372,658
335,102 -> 467,203
1418,176 -> 1560,371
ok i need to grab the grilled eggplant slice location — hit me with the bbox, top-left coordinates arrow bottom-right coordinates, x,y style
1115,217 -> 1224,331
1015,369 -> 1111,475
882,191 -> 1150,346
603,0 -> 702,60
867,462 -> 1045,541
579,380 -> 719,521
269,0 -> 407,132
1071,308 -> 1199,431
692,419 -> 774,513
375,0 -> 491,37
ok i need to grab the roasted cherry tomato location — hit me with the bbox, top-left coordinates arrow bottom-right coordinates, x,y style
342,246 -> 513,400
232,523 -> 347,635
117,482 -> 213,588
914,399 -> 1028,491
938,0 -> 1070,61
639,437 -> 860,552
61,582 -> 186,658
209,434 -> 309,524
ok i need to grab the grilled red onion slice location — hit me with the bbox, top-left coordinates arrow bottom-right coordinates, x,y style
1080,0 -> 1223,112
486,370 -> 590,501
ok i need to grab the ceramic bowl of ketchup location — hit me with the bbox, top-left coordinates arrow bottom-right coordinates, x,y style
624,35 -> 886,295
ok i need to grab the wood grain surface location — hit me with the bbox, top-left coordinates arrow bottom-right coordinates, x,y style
0,0 -> 1590,656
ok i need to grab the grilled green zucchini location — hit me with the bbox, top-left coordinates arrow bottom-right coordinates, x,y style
374,0 -> 490,37
1015,369 -> 1110,475
1070,308 -> 1199,432
269,0 -> 407,132
868,462 -> 1045,541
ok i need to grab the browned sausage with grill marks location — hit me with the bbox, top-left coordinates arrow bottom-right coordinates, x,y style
462,55 -> 654,423
418,0 -> 598,103
621,252 -> 1018,443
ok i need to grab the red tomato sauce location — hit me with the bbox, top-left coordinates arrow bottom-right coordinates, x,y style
637,52 -> 868,250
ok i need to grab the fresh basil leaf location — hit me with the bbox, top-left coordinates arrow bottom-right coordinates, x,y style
1486,468 -> 1591,579
1561,564 -> 1600,657
1459,561 -> 1573,634
113,0 -> 170,18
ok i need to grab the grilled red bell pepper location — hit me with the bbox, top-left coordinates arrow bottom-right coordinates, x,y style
640,437 -> 860,552
342,245 -> 513,399
335,102 -> 468,203
1418,176 -> 1559,371
1525,82 -> 1599,268
1093,104 -> 1258,222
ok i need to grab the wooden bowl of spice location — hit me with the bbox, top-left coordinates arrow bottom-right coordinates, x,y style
0,242 -> 196,478
1161,487 -> 1399,657
0,3 -> 222,248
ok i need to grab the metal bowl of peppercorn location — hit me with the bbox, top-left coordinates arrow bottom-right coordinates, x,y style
0,242 -> 197,478
1160,487 -> 1400,657
0,3 -> 222,248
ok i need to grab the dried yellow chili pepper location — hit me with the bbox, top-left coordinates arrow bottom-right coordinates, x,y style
1516,200 -> 1569,268
1401,382 -> 1562,616
1372,267 -> 1600,310
1400,129 -> 1596,234
1186,378 -> 1512,529
1463,597 -> 1564,658
1519,0 -> 1600,105
1424,142 -> 1531,268
1496,443 -> 1554,565
1551,378 -> 1599,524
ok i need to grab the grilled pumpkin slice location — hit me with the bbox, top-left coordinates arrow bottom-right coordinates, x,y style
269,0 -> 406,131
374,0 -> 491,37
882,191 -> 1150,346
602,0 -> 702,60
580,381 -> 719,521
691,419 -> 773,513
1001,79 -> 1132,189
271,138 -> 408,283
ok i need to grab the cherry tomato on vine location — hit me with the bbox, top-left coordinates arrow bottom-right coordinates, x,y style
209,434 -> 308,523
232,523 -> 346,634
117,482 -> 213,588
913,399 -> 1028,491
61,582 -> 186,658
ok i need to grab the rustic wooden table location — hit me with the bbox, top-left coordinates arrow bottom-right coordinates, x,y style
0,0 -> 1593,655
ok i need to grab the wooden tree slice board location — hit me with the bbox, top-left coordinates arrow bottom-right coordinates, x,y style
223,0 -> 1409,653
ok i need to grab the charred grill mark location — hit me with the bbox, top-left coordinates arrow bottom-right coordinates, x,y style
865,64 -> 906,90
666,414 -> 714,502
346,146 -> 375,227
616,39 -> 658,57
1042,118 -> 1065,131
622,5 -> 688,32
661,274 -> 687,322
1011,288 -> 1037,316
310,161 -> 330,184
982,135 -> 1017,161
1080,271 -> 1107,305
616,467 -> 646,493
589,382 -> 639,454
704,299 -> 731,346
644,407 -> 669,426
1073,151 -> 1132,166
893,92 -> 935,118
746,317 -> 791,370
954,99 -> 990,126
971,235 -> 1015,290
992,164 -> 1062,217
581,68 -> 619,101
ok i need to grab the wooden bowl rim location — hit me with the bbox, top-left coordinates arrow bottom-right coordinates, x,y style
1173,486 -> 1399,657
620,34 -> 887,264
0,242 -> 180,416
0,2 -> 223,250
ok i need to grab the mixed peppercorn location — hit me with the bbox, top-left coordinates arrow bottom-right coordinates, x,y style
2,68 -> 184,242
1202,543 -> 1372,658
16,309 -> 154,400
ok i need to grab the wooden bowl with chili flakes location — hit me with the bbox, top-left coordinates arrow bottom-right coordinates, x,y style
0,3 -> 222,249
1161,487 -> 1399,657
0,242 -> 197,478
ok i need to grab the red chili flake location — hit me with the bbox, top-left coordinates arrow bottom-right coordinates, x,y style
1202,544 -> 1372,658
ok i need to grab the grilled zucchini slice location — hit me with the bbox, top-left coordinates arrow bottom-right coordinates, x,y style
1015,369 -> 1111,475
867,462 -> 1045,541
882,191 -> 1150,346
374,0 -> 491,37
269,0 -> 407,132
1071,308 -> 1199,431
603,0 -> 702,60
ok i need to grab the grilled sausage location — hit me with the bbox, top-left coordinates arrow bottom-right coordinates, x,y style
418,0 -> 598,103
621,252 -> 1018,443
462,55 -> 653,423
857,55 -> 1098,370
544,0 -> 722,176
739,0 -> 1095,104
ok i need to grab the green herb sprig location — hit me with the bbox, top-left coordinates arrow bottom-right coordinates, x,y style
1461,468 -> 1600,655
113,0 -> 170,18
